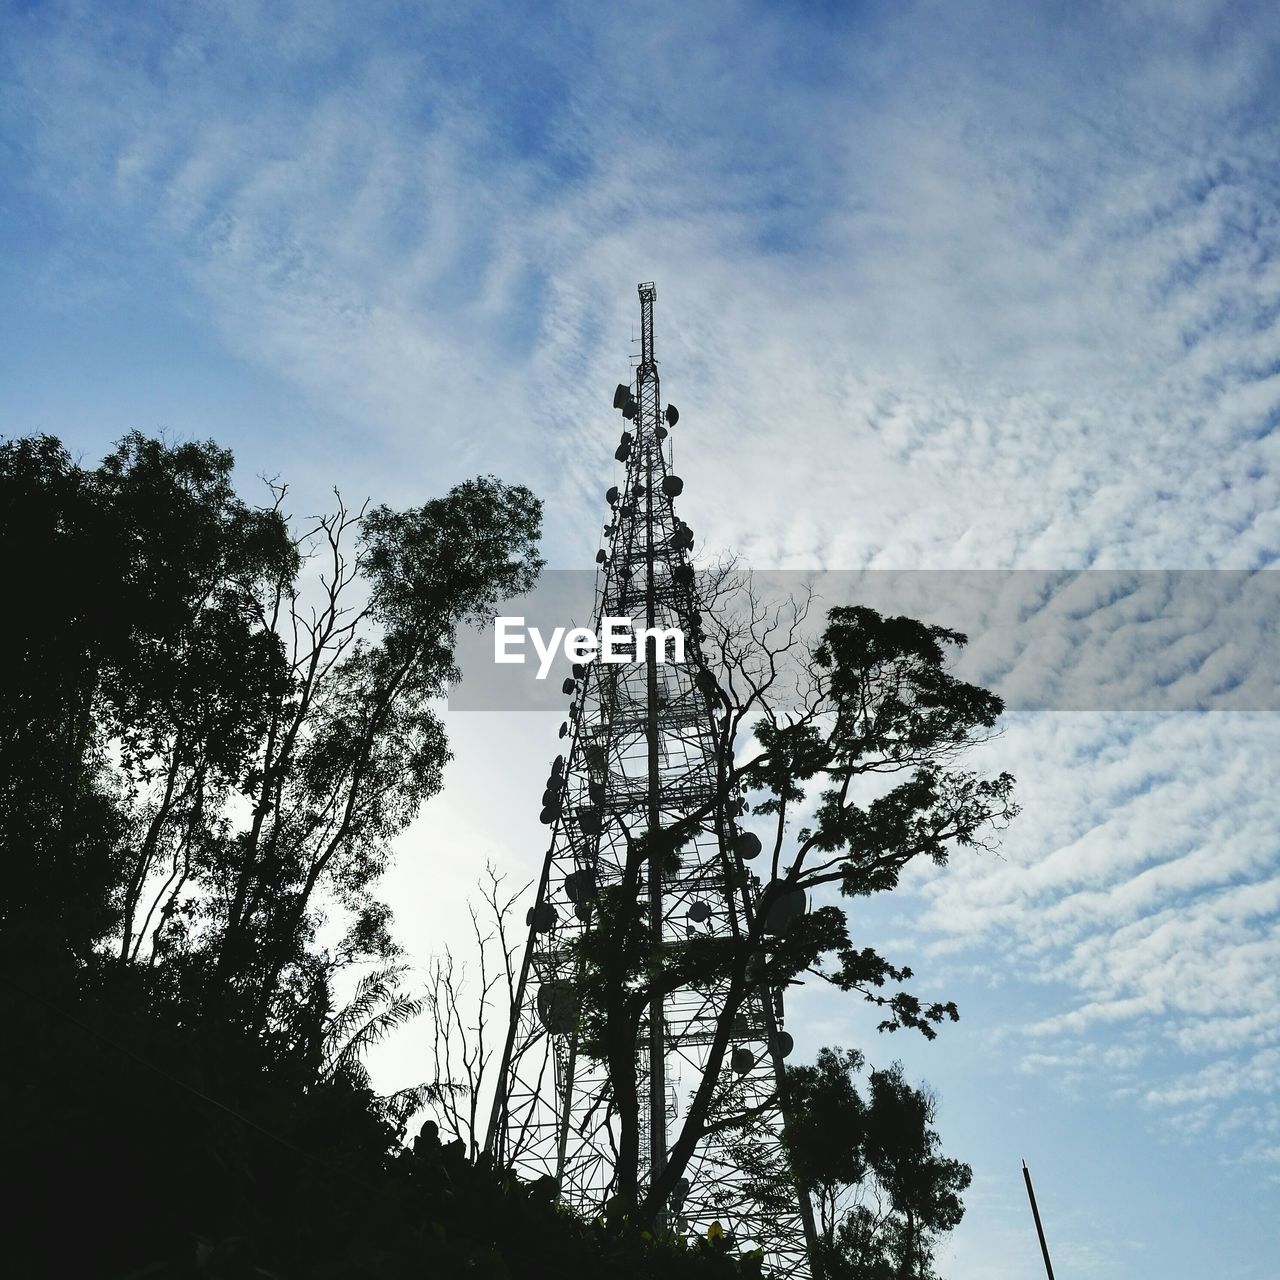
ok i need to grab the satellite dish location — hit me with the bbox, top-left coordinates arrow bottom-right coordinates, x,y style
665,404 -> 679,427
606,485 -> 619,504
585,744 -> 607,771
613,383 -> 630,409
564,870 -> 596,903
558,722 -> 568,739
615,442 -> 631,462
588,780 -> 605,805
687,901 -> 711,923
622,398 -> 638,420
763,887 -> 807,935
775,1031 -> 795,1059
731,1048 -> 755,1075
734,831 -> 762,861
537,980 -> 578,1033
577,808 -> 602,835
596,549 -> 607,564
662,475 -> 684,498
656,425 -> 668,441
572,663 -> 587,679
526,902 -> 558,932
562,677 -> 577,695
539,805 -> 559,825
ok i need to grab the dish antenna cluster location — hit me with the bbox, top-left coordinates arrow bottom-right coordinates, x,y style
485,284 -> 816,1277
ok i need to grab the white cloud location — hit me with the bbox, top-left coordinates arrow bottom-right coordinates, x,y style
5,1 -> 1280,1272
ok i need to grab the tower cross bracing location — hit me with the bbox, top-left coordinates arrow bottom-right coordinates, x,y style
486,283 -> 815,1277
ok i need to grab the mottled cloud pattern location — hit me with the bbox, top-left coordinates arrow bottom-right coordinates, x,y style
3,0 -> 1279,1275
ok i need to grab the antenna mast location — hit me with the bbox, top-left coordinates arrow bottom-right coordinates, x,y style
487,283 -> 817,1276
1023,1160 -> 1057,1280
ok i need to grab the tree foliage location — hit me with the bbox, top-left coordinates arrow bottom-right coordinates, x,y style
0,431 -> 599,1278
788,1049 -> 971,1280
1,432 -> 541,1054
565,576 -> 1015,1228
1,432 -> 1000,1278
722,1046 -> 971,1279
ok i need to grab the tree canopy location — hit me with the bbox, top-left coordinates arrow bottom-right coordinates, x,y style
1,433 -> 1002,1279
0,431 -> 598,1279
788,1049 -> 972,1280
565,578 -> 1015,1229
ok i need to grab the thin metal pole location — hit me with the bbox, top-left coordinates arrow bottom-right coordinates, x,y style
1022,1160 -> 1056,1280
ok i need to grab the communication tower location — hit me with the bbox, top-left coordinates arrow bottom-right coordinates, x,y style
486,283 -> 817,1276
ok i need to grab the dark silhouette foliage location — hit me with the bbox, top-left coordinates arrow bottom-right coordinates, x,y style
792,1049 -> 971,1280
563,578 -> 1015,1225
729,1047 -> 971,1280
4,432 -> 759,1279
0,432 -> 982,1278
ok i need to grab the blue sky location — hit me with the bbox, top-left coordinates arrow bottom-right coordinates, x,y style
4,1 -> 1280,1275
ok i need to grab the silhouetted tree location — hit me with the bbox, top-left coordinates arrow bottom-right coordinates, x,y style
1,433 -> 296,970
0,431 -> 564,1278
723,1047 -> 969,1278
2,432 -> 541,1057
795,1049 -> 970,1279
567,575 -> 1014,1225
422,864 -> 528,1158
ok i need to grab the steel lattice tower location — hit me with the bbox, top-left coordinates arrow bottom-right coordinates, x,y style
486,284 -> 816,1277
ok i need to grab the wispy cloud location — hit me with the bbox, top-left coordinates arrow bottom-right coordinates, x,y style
5,0 -> 1280,1273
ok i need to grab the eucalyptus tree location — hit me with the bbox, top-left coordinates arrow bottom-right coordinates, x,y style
0,431 -> 543,1084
